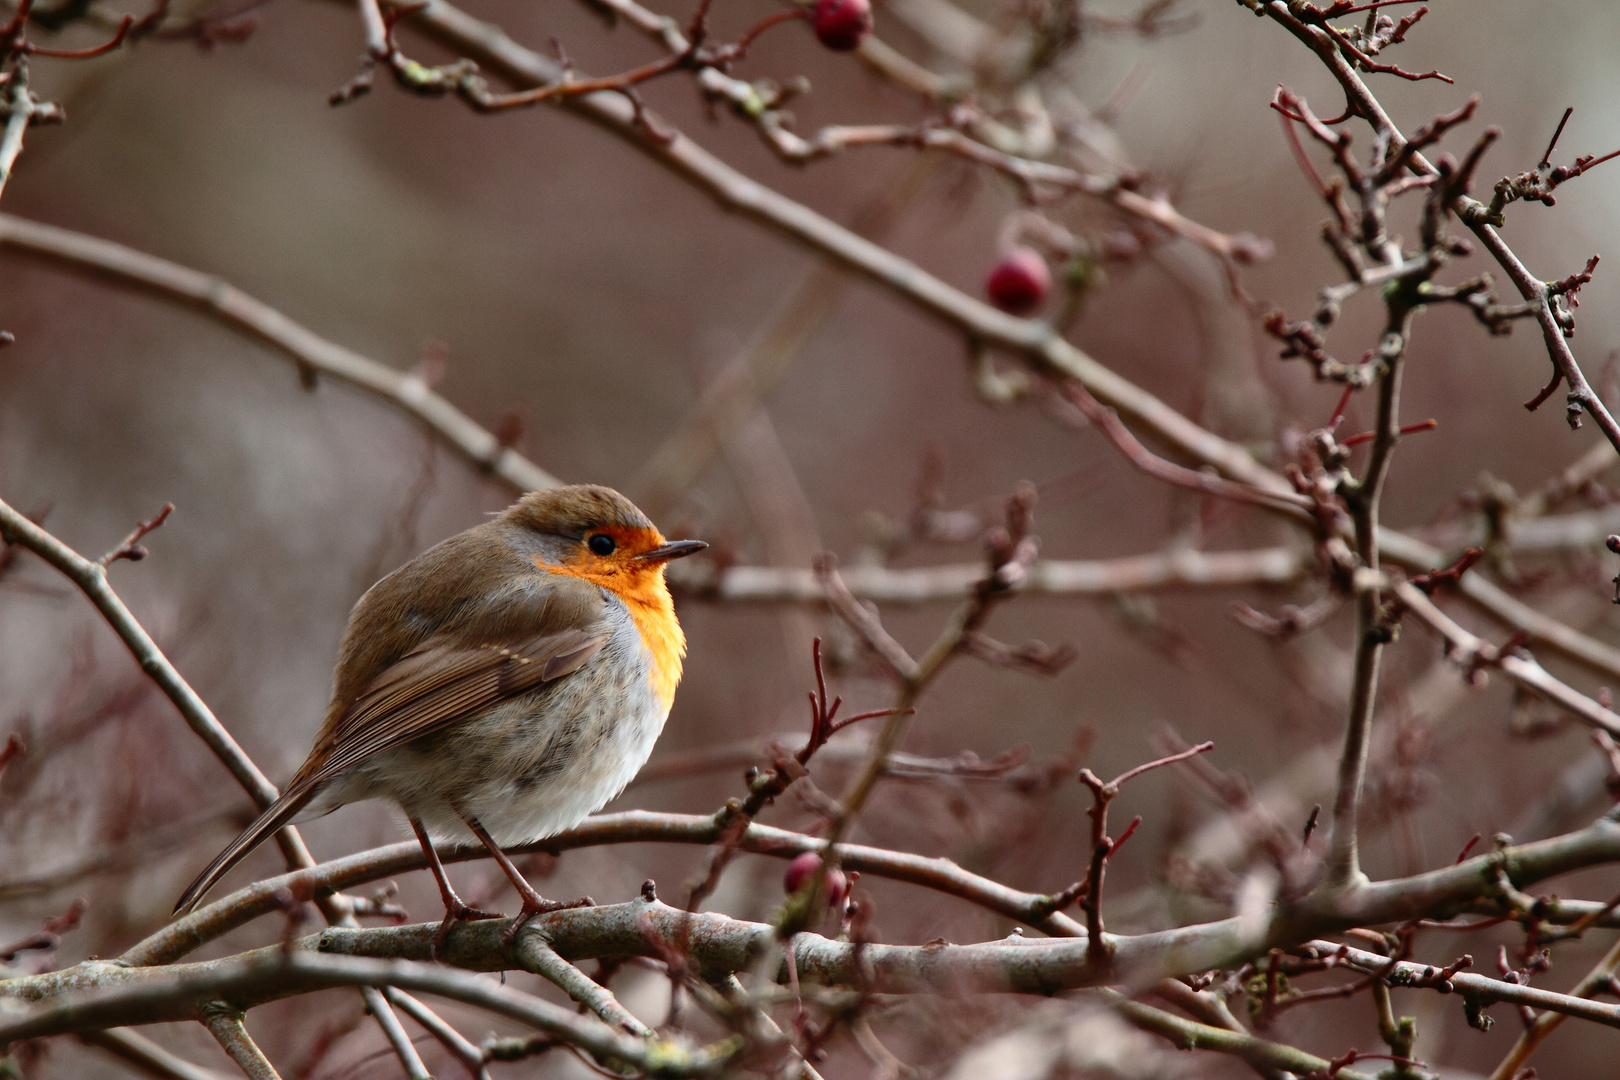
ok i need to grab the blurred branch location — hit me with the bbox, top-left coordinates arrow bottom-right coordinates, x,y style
552,0 -> 1262,262
0,947 -> 741,1075
357,985 -> 432,1080
395,0 -> 1289,500
633,154 -> 936,521
0,810 -> 236,900
1518,439 -> 1620,518
0,212 -> 562,492
79,1027 -> 231,1080
0,495 -> 430,1073
1106,991 -> 1375,1079
819,485 -> 1045,852
1304,938 -> 1620,1031
1392,579 -> 1620,738
1387,528 -> 1620,684
0,496 -> 291,818
379,988 -> 492,1080
630,734 -> 1047,790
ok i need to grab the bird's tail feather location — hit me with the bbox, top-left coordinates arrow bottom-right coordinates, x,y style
172,784 -> 317,916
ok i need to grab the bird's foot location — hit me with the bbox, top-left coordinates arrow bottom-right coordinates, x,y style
500,894 -> 596,947
431,899 -> 505,958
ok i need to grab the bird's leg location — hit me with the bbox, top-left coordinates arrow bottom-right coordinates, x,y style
410,816 -> 502,956
462,815 -> 594,944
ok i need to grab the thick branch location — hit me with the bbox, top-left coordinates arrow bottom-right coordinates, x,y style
201,1008 -> 281,1080
0,947 -> 738,1075
125,810 -> 1087,967
103,808 -> 1620,1000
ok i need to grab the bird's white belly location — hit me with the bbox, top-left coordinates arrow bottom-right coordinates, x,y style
304,626 -> 670,847
438,687 -> 668,846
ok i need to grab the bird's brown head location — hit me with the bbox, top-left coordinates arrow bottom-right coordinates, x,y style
500,485 -> 703,711
500,485 -> 705,592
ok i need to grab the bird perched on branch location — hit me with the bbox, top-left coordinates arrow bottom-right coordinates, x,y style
174,485 -> 705,944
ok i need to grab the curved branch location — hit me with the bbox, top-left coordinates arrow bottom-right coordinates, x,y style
0,497 -> 285,813
111,806 -> 1620,1002
123,810 -> 1087,967
397,0 -> 1291,501
79,1027 -> 230,1080
0,212 -> 561,494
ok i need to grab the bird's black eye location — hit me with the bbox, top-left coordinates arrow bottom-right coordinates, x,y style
587,534 -> 617,556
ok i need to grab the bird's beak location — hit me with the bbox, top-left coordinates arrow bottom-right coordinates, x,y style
637,539 -> 708,563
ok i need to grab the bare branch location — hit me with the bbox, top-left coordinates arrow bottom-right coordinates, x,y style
0,948 -> 740,1075
1306,938 -> 1620,1030
201,1008 -> 282,1080
0,213 -> 561,493
79,1027 -> 231,1080
1392,580 -> 1620,738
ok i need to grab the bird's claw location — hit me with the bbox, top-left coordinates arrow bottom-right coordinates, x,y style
431,900 -> 506,959
500,895 -> 595,947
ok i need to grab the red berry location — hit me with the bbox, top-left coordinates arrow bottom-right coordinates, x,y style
783,852 -> 848,906
986,246 -> 1050,315
812,0 -> 873,51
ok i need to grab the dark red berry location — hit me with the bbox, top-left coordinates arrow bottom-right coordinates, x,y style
783,852 -> 849,906
812,0 -> 873,51
783,852 -> 821,893
986,246 -> 1051,315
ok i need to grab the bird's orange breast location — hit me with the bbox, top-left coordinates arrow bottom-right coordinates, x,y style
536,555 -> 686,713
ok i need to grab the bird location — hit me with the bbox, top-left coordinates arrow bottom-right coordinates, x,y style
173,485 -> 705,944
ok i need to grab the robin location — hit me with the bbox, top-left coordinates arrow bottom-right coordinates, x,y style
173,485 -> 705,943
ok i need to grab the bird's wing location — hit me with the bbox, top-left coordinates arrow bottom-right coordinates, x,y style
296,574 -> 611,788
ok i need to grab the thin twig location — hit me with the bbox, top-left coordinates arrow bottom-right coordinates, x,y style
381,988 -> 492,1080
513,929 -> 655,1037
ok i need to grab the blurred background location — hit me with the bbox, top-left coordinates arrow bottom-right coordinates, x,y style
3,0 -> 1620,1075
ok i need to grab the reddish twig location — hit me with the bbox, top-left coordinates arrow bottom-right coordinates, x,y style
24,14 -> 132,58
0,898 -> 86,962
1337,418 -> 1436,448
96,502 -> 174,567
1057,742 -> 1215,957
1407,546 -> 1483,594
1056,380 -> 1312,516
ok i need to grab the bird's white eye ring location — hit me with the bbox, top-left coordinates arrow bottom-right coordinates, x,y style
588,534 -> 616,556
